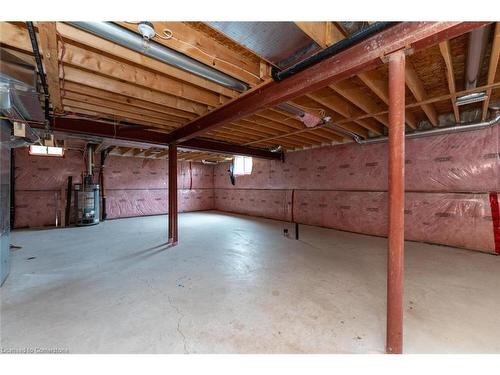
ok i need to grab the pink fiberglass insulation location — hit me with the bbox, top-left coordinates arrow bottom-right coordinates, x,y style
215,126 -> 499,192
12,125 -> 499,253
103,156 -> 214,219
13,150 -> 214,228
14,148 -> 86,228
214,126 -> 499,253
214,190 -> 493,252
105,189 -> 214,218
15,148 -> 85,190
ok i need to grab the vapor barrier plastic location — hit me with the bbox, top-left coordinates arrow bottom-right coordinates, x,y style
13,150 -> 215,227
214,125 -> 499,253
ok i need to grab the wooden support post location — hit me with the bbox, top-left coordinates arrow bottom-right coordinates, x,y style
386,49 -> 406,354
168,143 -> 178,245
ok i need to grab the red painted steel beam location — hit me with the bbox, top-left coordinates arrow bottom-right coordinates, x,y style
168,143 -> 178,245
168,22 -> 488,143
36,117 -> 281,160
386,50 -> 406,354
47,117 -> 169,144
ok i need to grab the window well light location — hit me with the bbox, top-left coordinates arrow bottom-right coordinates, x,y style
29,145 -> 64,157
233,156 -> 253,176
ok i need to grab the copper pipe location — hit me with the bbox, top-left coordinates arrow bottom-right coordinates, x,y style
386,50 -> 406,354
168,143 -> 178,244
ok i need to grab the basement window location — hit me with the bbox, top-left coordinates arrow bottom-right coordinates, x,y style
233,156 -> 253,176
29,145 -> 64,157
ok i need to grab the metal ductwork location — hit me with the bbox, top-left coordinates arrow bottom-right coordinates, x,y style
0,48 -> 43,148
0,49 -> 44,122
67,22 -> 249,92
326,123 -> 364,143
201,159 -> 219,165
465,25 -> 492,90
355,112 -> 500,145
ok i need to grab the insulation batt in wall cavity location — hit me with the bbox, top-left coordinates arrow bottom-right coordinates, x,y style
14,148 -> 87,228
12,125 -> 500,254
103,156 -> 213,219
214,126 -> 500,254
13,149 -> 215,227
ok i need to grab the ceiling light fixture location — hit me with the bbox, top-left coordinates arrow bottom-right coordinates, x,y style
137,21 -> 156,40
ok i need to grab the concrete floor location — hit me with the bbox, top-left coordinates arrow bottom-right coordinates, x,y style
1,211 -> 499,354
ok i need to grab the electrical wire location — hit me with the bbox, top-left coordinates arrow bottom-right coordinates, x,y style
155,27 -> 259,79
56,30 -> 67,113
124,21 -> 260,81
289,103 -> 326,118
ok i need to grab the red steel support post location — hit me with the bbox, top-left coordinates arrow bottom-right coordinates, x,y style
386,49 -> 406,354
168,143 -> 178,244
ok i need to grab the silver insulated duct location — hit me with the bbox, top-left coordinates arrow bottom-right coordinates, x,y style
356,112 -> 500,145
0,49 -> 44,122
67,22 -> 249,92
0,48 -> 42,147
465,25 -> 491,90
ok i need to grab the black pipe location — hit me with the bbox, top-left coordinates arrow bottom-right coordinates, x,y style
99,148 -> 110,221
9,148 -> 15,229
295,222 -> 299,240
272,22 -> 396,81
26,21 -> 50,123
65,176 -> 73,226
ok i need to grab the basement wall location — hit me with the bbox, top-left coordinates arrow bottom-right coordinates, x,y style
104,155 -> 213,219
13,148 -> 214,228
214,126 -> 500,254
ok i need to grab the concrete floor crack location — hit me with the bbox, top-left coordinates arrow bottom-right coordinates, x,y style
167,296 -> 189,354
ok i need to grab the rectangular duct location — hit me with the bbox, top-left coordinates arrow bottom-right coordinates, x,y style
0,48 -> 44,123
0,48 -> 43,147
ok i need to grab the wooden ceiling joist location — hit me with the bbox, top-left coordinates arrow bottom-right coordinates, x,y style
38,118 -> 282,160
120,147 -> 134,156
243,123 -> 342,148
36,22 -> 63,113
293,22 -> 345,48
118,21 -> 263,86
438,40 -> 460,122
63,91 -> 188,125
227,120 -> 318,147
61,65 -> 209,115
357,70 -> 418,129
329,81 -> 390,127
240,115 -> 333,144
2,20 -> 496,153
62,82 -> 196,121
293,23 -> 409,132
405,60 -> 439,126
482,22 -> 500,120
167,22 -> 486,143
214,123 -> 310,148
62,98 -> 181,130
0,22 -> 33,52
305,91 -> 384,135
60,41 -> 227,107
56,22 -> 238,98
154,150 -> 170,159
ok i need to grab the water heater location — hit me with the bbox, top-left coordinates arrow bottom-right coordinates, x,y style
74,183 -> 100,226
75,144 -> 100,226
